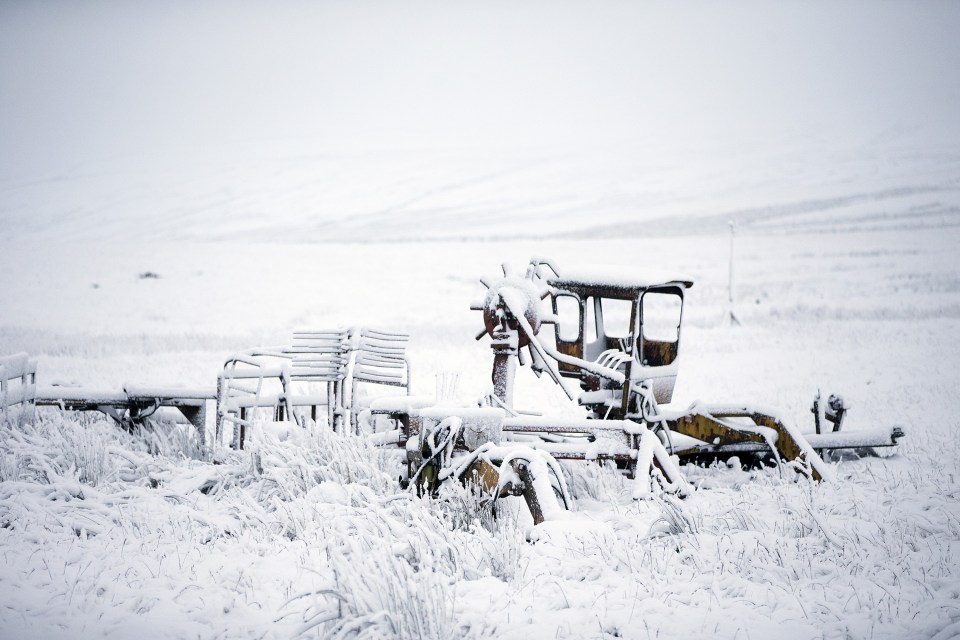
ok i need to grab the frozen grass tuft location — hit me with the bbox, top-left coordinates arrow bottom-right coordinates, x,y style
648,494 -> 701,538
559,459 -> 628,502
139,417 -> 205,461
432,482 -> 527,581
316,535 -> 455,640
0,410 -> 128,485
434,480 -> 499,532
245,420 -> 399,497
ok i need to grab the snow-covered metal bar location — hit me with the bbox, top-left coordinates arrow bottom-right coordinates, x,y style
1,353 -> 38,420
674,427 -> 904,453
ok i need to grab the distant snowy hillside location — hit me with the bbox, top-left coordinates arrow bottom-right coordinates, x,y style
2,134 -> 958,243
2,1 -> 959,243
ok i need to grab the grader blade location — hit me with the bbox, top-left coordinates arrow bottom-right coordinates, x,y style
667,406 -> 831,481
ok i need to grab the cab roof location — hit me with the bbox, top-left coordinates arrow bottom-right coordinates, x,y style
546,265 -> 693,295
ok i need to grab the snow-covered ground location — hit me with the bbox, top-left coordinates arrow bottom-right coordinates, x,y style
3,1 -> 960,637
2,226 -> 959,639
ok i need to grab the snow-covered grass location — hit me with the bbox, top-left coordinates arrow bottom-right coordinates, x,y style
0,411 -> 548,638
461,453 -> 960,639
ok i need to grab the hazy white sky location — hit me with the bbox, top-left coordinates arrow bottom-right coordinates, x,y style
2,0 -> 958,179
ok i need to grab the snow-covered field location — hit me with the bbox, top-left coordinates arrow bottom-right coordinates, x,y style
3,1 -> 960,638
2,225 -> 959,639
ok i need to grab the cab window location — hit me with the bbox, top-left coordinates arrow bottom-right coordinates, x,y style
641,292 -> 682,342
599,297 -> 634,339
554,294 -> 580,342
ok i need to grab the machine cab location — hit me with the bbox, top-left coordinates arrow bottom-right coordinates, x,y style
546,268 -> 692,406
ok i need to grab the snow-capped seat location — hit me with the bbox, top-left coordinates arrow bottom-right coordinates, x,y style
347,328 -> 411,431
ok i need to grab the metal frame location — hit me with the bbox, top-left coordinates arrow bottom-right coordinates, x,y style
215,327 -> 410,449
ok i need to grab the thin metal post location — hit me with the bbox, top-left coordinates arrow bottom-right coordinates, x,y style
728,220 -> 741,326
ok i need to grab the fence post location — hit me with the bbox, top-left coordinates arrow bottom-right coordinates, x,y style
728,220 -> 741,326
0,363 -> 7,411
22,359 -> 37,423
0,353 -> 38,424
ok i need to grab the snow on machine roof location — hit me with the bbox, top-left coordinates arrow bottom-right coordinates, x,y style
544,264 -> 694,294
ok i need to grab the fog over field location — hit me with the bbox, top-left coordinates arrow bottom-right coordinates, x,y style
2,1 -> 958,242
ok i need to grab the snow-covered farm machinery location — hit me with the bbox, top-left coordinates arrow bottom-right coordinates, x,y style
357,256 -> 904,522
3,257 -> 905,525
